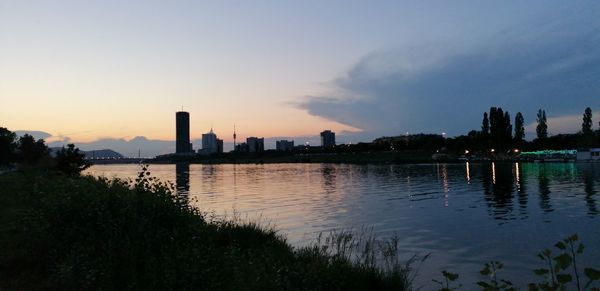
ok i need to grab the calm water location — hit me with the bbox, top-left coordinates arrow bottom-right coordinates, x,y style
87,162 -> 600,288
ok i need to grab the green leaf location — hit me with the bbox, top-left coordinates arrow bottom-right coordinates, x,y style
443,270 -> 459,281
577,243 -> 585,254
556,274 -> 572,284
585,267 -> 600,280
555,241 -> 566,250
480,265 -> 491,276
543,249 -> 551,257
553,253 -> 572,270
537,254 -> 545,260
534,268 -> 549,276
569,234 -> 578,242
528,283 -> 540,291
477,281 -> 492,288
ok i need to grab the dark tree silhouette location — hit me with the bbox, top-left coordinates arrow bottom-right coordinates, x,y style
514,112 -> 525,141
0,127 -> 17,166
489,107 -> 499,141
17,134 -> 49,164
55,144 -> 90,175
482,112 -> 490,136
536,109 -> 548,139
582,107 -> 593,135
487,107 -> 512,148
504,111 -> 512,142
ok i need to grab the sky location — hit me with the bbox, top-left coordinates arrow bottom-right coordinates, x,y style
1,1 -> 599,156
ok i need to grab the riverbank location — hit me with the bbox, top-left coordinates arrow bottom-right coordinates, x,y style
0,167 -> 412,290
149,150 -> 444,165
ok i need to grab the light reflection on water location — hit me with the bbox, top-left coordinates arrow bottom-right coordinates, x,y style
87,162 -> 600,288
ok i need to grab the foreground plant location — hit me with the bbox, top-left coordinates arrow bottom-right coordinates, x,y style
0,165 -> 417,290
433,270 -> 461,291
435,234 -> 600,291
528,234 -> 600,291
477,261 -> 515,291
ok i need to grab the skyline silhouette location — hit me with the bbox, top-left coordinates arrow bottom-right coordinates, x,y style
2,1 -> 600,148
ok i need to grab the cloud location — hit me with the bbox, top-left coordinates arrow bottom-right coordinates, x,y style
298,4 -> 600,141
14,130 -> 52,140
525,110 -> 600,137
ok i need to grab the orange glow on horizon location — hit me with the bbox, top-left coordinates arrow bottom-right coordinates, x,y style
4,110 -> 360,144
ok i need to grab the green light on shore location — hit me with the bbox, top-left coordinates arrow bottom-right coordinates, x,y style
519,150 -> 577,157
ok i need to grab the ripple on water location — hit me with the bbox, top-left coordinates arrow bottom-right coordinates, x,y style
87,162 -> 600,288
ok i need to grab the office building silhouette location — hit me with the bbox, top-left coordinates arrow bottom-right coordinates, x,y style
320,130 -> 336,148
176,111 -> 192,153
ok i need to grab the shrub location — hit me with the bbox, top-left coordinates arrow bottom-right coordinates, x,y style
55,144 -> 90,175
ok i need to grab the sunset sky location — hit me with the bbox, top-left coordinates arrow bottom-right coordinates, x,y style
1,1 -> 599,154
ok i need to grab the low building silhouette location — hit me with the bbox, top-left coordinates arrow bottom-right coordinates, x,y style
217,139 -> 224,154
246,137 -> 264,153
276,140 -> 294,151
320,130 -> 336,148
235,142 -> 249,153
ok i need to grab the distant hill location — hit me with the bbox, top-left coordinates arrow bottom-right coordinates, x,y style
48,136 -> 175,158
49,148 -> 124,159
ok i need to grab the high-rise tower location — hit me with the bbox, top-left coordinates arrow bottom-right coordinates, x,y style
176,111 -> 191,154
320,130 -> 336,148
233,124 -> 237,149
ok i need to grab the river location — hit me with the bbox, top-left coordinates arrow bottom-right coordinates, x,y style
87,162 -> 600,288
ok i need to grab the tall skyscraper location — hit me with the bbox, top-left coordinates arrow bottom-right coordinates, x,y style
320,130 -> 336,148
233,124 -> 237,148
176,111 -> 191,154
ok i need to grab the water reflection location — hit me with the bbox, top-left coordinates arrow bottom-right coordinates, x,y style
481,163 -> 515,220
89,162 -> 600,224
438,164 -> 449,206
175,163 -> 190,198
321,165 -> 337,195
465,162 -> 471,183
87,162 -> 600,289
492,162 -> 496,185
582,164 -> 598,216
516,163 -> 528,216
538,166 -> 553,214
201,165 -> 220,196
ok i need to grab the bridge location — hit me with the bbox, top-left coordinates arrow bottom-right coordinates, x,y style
86,158 -> 147,164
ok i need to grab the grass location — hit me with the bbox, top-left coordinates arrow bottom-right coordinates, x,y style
2,166 -> 599,290
0,167 -> 414,290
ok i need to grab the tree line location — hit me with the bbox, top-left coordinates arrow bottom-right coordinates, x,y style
364,107 -> 599,154
445,107 -> 599,153
0,127 -> 89,175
